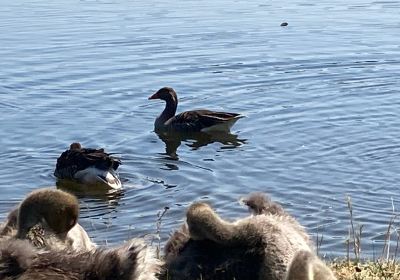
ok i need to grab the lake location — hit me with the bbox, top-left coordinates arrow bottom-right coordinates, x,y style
1,0 -> 400,258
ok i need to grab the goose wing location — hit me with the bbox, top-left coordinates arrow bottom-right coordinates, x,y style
54,148 -> 120,179
166,110 -> 242,132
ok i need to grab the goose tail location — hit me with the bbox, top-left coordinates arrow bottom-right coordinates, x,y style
74,167 -> 122,190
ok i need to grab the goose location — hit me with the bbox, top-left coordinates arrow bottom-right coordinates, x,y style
163,193 -> 336,280
54,142 -> 122,190
0,188 -> 95,251
0,237 -> 161,280
149,87 -> 243,133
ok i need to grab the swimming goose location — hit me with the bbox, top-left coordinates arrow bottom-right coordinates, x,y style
0,188 -> 95,251
149,87 -> 243,133
0,237 -> 161,280
54,142 -> 122,190
163,193 -> 336,280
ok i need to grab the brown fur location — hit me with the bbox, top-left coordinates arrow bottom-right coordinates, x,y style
0,207 -> 18,236
241,192 -> 286,216
0,188 -> 94,251
16,189 -> 79,239
164,193 -> 335,280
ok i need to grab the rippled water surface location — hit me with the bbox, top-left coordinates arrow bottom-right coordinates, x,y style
1,0 -> 400,258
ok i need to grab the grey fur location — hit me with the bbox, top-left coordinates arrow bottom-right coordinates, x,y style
0,238 -> 161,280
164,193 -> 336,280
285,250 -> 337,280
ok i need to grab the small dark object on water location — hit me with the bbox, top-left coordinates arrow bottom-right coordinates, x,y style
281,22 -> 288,26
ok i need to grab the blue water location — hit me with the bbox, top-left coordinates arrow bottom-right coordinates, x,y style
1,0 -> 400,258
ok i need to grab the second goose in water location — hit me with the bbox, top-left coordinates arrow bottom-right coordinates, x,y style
54,142 -> 122,190
149,87 -> 243,133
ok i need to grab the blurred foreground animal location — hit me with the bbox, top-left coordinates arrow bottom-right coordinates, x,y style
163,193 -> 336,280
0,188 -> 161,280
0,188 -> 94,251
0,237 -> 161,280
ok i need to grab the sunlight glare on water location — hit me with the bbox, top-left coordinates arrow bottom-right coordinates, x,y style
1,0 -> 400,257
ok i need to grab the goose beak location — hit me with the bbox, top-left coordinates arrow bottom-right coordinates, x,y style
148,92 -> 159,100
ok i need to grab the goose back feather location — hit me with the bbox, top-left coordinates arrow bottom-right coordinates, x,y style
54,142 -> 121,189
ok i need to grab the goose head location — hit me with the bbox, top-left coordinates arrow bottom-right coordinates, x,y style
69,142 -> 82,150
148,87 -> 178,104
15,188 -> 80,248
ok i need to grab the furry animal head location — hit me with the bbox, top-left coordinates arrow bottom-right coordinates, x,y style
240,192 -> 286,216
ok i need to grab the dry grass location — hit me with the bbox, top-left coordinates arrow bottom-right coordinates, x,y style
327,196 -> 400,280
154,206 -> 170,259
331,260 -> 400,280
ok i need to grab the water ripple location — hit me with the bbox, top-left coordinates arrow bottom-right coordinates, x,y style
1,0 -> 400,258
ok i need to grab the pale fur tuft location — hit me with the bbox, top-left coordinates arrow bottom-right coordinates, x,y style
0,238 -> 162,280
285,250 -> 337,280
129,238 -> 163,280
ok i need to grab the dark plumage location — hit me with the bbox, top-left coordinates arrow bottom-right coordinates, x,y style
149,87 -> 243,133
163,193 -> 336,280
54,142 -> 122,190
0,238 -> 161,280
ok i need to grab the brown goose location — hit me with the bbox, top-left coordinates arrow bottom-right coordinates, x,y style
0,188 -> 95,251
149,87 -> 243,132
54,142 -> 122,190
0,237 -> 161,280
163,193 -> 336,280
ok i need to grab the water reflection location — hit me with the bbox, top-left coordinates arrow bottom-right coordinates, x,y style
56,180 -> 123,229
56,179 -> 124,201
155,130 -> 247,160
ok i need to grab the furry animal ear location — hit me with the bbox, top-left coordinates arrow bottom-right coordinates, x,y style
240,192 -> 286,216
285,250 -> 337,280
